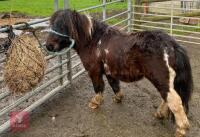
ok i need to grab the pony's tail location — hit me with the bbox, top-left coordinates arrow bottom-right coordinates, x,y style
174,45 -> 193,114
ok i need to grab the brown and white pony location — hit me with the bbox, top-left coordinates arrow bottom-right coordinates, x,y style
45,9 -> 193,137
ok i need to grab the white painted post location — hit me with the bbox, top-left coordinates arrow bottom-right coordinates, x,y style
170,0 -> 174,35
127,0 -> 132,32
64,0 -> 69,9
67,51 -> 72,84
58,56 -> 64,85
54,0 -> 64,85
54,0 -> 59,11
102,0 -> 106,20
132,0 -> 135,31
63,0 -> 72,84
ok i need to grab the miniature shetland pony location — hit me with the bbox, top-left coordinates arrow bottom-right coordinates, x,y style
45,9 -> 193,137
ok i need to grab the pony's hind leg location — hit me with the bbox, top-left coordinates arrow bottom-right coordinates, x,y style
167,68 -> 190,137
106,75 -> 123,103
164,52 -> 190,137
144,55 -> 189,137
167,89 -> 190,137
147,70 -> 189,137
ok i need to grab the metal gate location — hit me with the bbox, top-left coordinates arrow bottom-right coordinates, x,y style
131,0 -> 200,46
0,0 -> 132,134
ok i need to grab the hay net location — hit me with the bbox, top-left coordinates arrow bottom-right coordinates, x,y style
4,35 -> 46,94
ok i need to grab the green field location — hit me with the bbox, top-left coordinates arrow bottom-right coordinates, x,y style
0,0 -> 126,17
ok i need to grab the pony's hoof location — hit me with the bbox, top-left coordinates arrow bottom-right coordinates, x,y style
88,102 -> 99,109
88,94 -> 103,109
112,96 -> 122,103
154,109 -> 169,119
154,112 -> 164,119
175,126 -> 189,137
175,130 -> 186,137
113,91 -> 124,103
154,111 -> 168,119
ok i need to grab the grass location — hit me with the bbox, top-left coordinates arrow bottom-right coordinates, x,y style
0,0 -> 127,17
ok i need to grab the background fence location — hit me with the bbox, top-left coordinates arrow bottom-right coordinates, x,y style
132,0 -> 200,46
0,0 -> 131,135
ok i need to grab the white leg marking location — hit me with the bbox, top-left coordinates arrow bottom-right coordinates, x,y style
88,93 -> 103,109
86,14 -> 93,37
164,50 -> 189,136
113,91 -> 124,103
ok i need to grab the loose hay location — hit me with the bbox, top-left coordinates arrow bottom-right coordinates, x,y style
4,35 -> 46,94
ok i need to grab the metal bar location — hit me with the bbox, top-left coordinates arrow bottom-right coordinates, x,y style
171,15 -> 200,20
112,18 -> 129,27
133,19 -> 171,26
78,0 -> 122,12
173,23 -> 200,29
132,2 -> 135,31
63,0 -> 69,9
133,11 -> 200,21
173,34 -> 200,40
127,0 -> 132,32
172,28 -> 200,35
45,54 -> 57,60
45,59 -> 69,74
67,51 -> 72,83
170,0 -> 174,35
72,69 -> 85,79
120,25 -> 129,30
54,0 -> 59,11
58,55 -> 64,85
102,10 -> 128,22
0,58 -> 6,63
132,24 -> 200,40
0,70 -> 69,117
0,91 -> 10,100
176,39 -> 200,45
102,0 -> 106,20
132,4 -> 200,11
132,23 -> 200,36
132,24 -> 170,31
71,53 -> 78,59
132,28 -> 144,31
72,61 -> 82,69
0,18 -> 49,32
133,12 -> 171,18
0,77 -> 3,83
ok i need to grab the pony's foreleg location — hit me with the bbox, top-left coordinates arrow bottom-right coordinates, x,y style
154,99 -> 169,119
88,72 -> 105,109
106,75 -> 123,103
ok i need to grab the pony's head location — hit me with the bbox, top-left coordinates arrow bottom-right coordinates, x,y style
45,9 -> 93,52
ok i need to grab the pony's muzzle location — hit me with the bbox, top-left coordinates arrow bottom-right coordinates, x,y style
45,42 -> 60,52
45,44 -> 55,52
